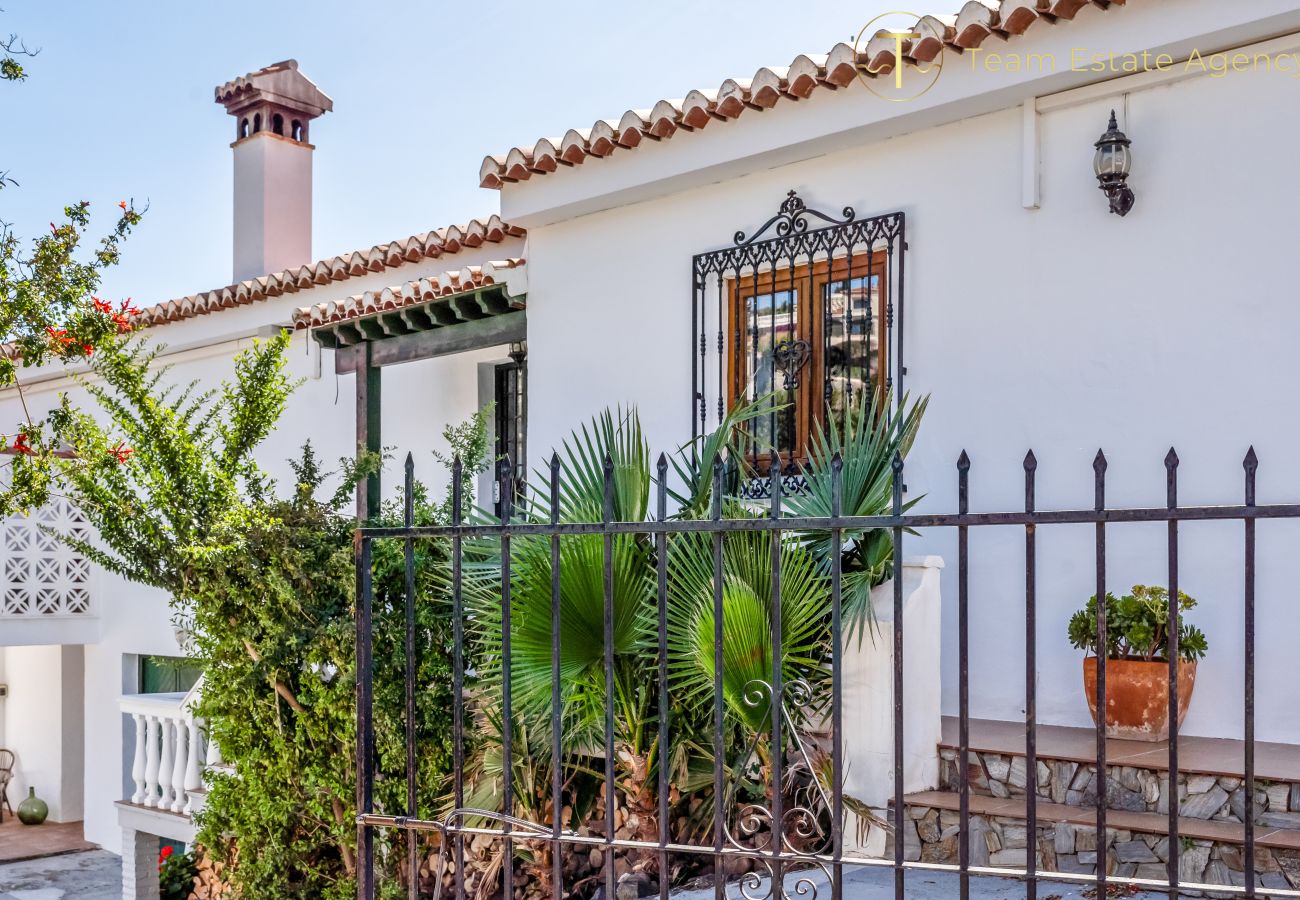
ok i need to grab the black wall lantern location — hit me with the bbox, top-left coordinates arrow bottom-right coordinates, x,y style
1094,109 -> 1135,216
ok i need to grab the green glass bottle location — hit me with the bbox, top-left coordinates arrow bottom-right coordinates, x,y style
17,787 -> 49,825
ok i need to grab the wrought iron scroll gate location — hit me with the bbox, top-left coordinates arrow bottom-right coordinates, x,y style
355,446 -> 1296,900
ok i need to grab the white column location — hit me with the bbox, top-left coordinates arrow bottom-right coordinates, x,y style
170,718 -> 188,813
157,717 -> 175,809
130,714 -> 148,804
143,716 -> 161,808
183,718 -> 203,816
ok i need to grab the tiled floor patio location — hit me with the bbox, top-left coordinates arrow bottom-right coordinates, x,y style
0,819 -> 97,864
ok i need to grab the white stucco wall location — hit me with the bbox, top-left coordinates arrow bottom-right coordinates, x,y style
232,133 -> 314,284
2,644 -> 83,822
512,27 -> 1300,747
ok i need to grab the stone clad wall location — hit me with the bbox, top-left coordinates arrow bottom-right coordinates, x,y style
939,748 -> 1300,827
894,806 -> 1299,893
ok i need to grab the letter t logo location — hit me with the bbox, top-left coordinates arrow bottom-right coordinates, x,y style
888,31 -> 920,88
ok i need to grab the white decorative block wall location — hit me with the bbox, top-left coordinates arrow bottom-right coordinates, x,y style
2,497 -> 92,616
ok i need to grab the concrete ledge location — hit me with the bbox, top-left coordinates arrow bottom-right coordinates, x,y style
114,801 -> 195,845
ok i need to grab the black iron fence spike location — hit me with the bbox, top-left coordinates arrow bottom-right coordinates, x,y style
957,449 -> 971,470
550,452 -> 561,474
404,451 -> 414,471
1244,445 -> 1259,471
1023,449 -> 1038,470
1093,448 -> 1107,471
1165,446 -> 1180,468
891,450 -> 904,473
657,452 -> 669,472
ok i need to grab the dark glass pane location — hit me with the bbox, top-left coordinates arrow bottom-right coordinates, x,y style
743,287 -> 799,460
823,273 -> 882,426
139,655 -> 202,694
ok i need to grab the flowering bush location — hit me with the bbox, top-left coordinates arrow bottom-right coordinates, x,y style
2,21 -> 146,514
158,844 -> 197,900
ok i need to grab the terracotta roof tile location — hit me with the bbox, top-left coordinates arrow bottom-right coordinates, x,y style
290,258 -> 526,330
135,216 -> 525,329
480,0 -> 1126,188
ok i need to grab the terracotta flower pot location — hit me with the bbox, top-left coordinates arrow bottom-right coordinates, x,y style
1082,656 -> 1196,742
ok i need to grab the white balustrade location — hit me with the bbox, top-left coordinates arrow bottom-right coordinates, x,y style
130,715 -> 147,804
143,715 -> 161,808
120,686 -> 214,819
183,719 -> 202,815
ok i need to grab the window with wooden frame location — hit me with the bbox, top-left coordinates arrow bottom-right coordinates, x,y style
727,252 -> 887,472
691,191 -> 906,499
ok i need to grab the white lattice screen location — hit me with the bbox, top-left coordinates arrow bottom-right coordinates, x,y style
2,498 -> 93,616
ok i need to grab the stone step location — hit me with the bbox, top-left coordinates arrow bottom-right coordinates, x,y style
938,718 -> 1300,827
897,789 -> 1300,891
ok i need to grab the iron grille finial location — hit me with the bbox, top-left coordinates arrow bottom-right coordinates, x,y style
733,190 -> 856,246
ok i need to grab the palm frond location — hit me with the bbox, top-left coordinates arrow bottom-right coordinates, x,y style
784,390 -> 928,643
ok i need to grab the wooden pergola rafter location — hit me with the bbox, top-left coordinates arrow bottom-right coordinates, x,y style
303,281 -> 526,519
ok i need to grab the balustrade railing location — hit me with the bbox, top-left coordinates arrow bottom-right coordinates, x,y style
120,682 -> 218,817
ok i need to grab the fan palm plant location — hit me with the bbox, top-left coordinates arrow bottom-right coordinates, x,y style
784,391 -> 928,643
664,520 -> 831,738
450,389 -> 927,894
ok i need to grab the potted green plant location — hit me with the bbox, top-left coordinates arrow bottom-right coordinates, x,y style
1067,584 -> 1208,742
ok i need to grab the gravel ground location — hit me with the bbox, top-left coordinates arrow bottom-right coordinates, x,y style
0,850 -> 122,899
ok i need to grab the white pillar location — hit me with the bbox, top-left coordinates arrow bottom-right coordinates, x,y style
130,714 -> 147,805
841,555 -> 945,858
122,826 -> 161,900
183,718 -> 203,816
170,718 -> 188,813
143,716 -> 161,808
157,717 -> 175,810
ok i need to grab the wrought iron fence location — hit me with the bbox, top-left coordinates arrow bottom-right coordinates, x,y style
690,192 -> 905,498
355,443 -> 1297,900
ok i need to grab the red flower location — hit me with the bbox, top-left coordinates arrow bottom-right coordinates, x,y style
110,299 -> 142,334
46,327 -> 74,349
93,297 -> 114,314
82,343 -> 94,357
12,433 -> 33,455
108,442 -> 133,464
119,200 -> 128,211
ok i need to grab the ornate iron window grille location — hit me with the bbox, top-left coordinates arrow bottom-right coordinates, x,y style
691,191 -> 906,499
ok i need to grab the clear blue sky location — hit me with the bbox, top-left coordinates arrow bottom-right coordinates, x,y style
3,0 -> 897,307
